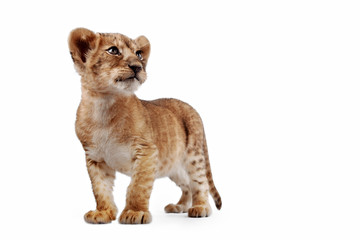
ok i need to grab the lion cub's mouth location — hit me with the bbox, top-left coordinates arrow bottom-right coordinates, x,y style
115,76 -> 139,82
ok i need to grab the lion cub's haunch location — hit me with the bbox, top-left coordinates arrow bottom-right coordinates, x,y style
68,28 -> 222,224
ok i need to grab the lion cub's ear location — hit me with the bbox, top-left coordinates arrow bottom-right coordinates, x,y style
68,28 -> 98,75
135,36 -> 151,67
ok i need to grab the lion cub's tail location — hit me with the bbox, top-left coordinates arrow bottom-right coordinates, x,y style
203,135 -> 222,210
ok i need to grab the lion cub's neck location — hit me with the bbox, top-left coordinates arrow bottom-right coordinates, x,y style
81,88 -> 141,126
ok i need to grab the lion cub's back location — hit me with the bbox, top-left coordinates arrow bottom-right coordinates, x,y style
147,98 -> 202,125
145,98 -> 205,147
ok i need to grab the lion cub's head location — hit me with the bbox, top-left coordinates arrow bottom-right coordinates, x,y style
68,28 -> 150,94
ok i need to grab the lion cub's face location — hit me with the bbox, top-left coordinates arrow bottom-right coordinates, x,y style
69,28 -> 150,94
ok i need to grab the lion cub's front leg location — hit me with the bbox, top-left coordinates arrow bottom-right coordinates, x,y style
84,160 -> 117,224
119,139 -> 158,224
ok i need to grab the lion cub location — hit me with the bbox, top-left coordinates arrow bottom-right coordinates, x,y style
68,28 -> 222,224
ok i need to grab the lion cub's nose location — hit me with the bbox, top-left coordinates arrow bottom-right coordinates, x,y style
129,64 -> 142,74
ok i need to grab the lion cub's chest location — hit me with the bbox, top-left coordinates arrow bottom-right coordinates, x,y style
86,128 -> 133,176
83,98 -> 134,175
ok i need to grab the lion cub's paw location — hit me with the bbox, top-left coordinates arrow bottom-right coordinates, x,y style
84,209 -> 117,224
188,205 -> 212,218
164,204 -> 188,213
119,209 -> 152,224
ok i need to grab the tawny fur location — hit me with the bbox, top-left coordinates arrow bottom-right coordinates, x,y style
68,28 -> 222,224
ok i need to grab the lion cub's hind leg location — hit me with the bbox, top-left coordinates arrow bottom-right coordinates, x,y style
185,147 -> 212,218
165,170 -> 192,213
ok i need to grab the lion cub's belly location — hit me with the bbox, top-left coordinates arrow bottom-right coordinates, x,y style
86,129 -> 133,176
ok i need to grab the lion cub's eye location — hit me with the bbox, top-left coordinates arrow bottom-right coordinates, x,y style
136,50 -> 143,60
106,46 -> 120,55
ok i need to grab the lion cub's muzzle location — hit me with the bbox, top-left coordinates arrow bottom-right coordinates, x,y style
115,63 -> 143,82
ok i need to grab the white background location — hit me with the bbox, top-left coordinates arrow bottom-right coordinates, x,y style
0,0 -> 359,239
